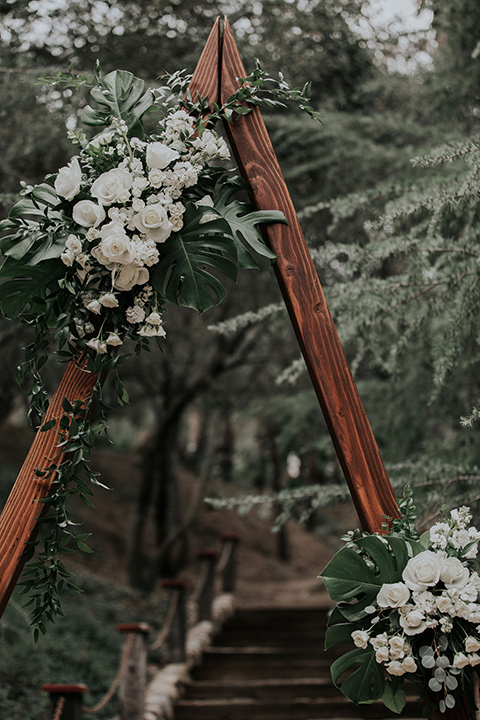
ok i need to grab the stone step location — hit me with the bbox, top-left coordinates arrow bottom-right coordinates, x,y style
184,677 -> 346,700
191,647 -> 331,680
174,697 -> 423,720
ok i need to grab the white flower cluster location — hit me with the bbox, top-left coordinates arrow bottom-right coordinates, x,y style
347,506 -> 480,714
53,110 -> 230,350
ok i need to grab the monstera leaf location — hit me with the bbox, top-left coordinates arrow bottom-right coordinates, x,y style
151,206 -> 239,312
320,535 -> 417,621
80,70 -> 154,134
0,258 -> 64,319
213,177 -> 285,267
331,646 -> 385,705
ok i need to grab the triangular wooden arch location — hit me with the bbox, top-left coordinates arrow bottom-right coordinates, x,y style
0,18 -> 399,614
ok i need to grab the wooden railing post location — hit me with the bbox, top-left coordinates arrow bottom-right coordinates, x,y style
160,579 -> 188,663
117,622 -> 151,720
220,533 -> 240,593
43,684 -> 88,720
195,550 -> 218,621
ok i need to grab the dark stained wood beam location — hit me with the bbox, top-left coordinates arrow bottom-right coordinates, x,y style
219,17 -> 399,534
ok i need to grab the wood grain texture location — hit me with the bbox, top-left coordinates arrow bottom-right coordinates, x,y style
187,16 -> 221,109
0,357 -> 98,615
220,18 -> 398,534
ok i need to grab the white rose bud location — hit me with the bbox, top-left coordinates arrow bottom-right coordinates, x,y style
145,311 -> 162,326
91,168 -> 132,206
469,653 -> 480,666
73,200 -> 106,228
55,157 -> 82,200
402,551 -> 442,591
387,660 -> 405,676
351,630 -> 369,649
106,332 -> 123,347
66,234 -> 83,254
86,338 -> 107,354
377,582 -> 410,608
61,249 -> 75,266
99,293 -> 119,308
402,657 -> 417,673
440,557 -> 470,589
86,299 -> 101,315
453,652 -> 470,669
465,637 -> 480,653
370,633 -> 388,651
146,141 -> 180,169
375,646 -> 389,663
126,305 -> 146,324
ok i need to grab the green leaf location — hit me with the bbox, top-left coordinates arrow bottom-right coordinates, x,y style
382,681 -> 406,714
151,205 -> 239,312
80,70 -> 154,132
331,647 -> 385,704
213,177 -> 285,264
325,621 -> 357,650
40,419 -> 56,433
320,535 -> 409,621
0,258 -> 64,319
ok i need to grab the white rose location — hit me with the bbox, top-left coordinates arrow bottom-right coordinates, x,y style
440,557 -> 470,589
351,630 -> 369,649
55,157 -> 82,200
99,221 -> 134,265
145,312 -> 162,326
73,200 -> 106,228
375,646 -> 389,663
387,660 -> 405,676
399,609 -> 427,636
91,168 -> 132,206
146,142 -> 180,169
465,637 -> 480,653
389,636 -> 405,653
453,652 -> 469,669
377,583 -> 410,608
106,332 -> 123,347
99,293 -> 119,308
133,203 -> 173,243
402,551 -> 442,591
469,653 -> 480,666
114,265 -> 149,292
86,299 -> 101,315
402,656 -> 418,673
126,305 -> 146,324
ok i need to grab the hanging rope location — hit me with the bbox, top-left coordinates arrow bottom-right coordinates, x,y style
149,591 -> 179,651
52,696 -> 65,720
83,632 -> 135,714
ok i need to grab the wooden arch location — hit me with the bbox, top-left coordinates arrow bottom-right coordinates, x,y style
0,14 -> 398,619
0,17 -> 466,719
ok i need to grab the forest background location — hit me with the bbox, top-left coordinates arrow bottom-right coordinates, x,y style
1,0 -> 480,717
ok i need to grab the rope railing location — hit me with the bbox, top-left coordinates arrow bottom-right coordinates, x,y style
82,632 -> 135,714
41,533 -> 240,720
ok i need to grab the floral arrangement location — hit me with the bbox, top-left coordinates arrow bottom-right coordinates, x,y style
320,490 -> 480,717
0,64 -> 320,635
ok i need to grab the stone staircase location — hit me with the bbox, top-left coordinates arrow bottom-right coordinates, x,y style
173,607 -> 424,720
